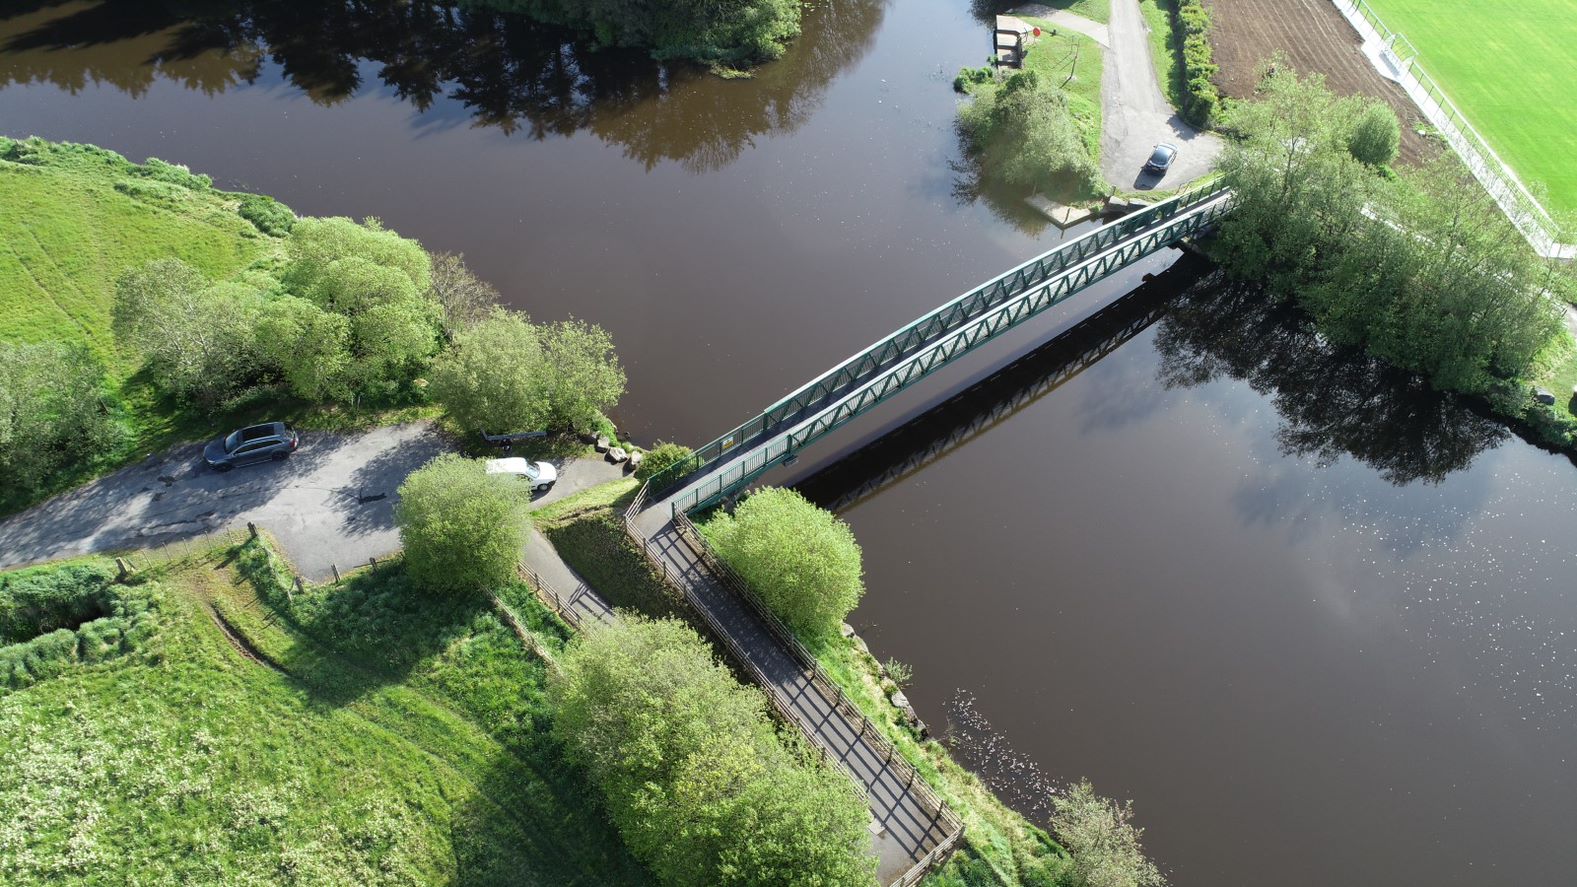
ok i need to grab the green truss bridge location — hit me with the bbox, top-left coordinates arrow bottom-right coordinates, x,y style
647,181 -> 1234,514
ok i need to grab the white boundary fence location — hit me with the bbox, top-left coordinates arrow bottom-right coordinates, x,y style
1331,0 -> 1574,260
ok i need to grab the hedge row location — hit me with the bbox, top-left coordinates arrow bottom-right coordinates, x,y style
1174,0 -> 1220,127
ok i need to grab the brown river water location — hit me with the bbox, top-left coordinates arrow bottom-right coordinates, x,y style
3,2 -> 1574,885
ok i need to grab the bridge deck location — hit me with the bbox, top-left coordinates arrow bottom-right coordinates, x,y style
662,186 -> 1231,513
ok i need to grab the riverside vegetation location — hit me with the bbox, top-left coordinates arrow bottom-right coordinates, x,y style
0,137 -> 626,515
955,23 -> 1106,207
0,539 -> 652,885
699,487 -> 1167,887
1212,64 -> 1577,450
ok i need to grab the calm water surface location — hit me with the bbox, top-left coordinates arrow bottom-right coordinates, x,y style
3,3 -> 1574,885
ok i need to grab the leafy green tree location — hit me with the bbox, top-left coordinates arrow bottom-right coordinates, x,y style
283,216 -> 431,297
429,308 -> 549,434
703,487 -> 863,639
1212,64 -> 1373,292
280,217 -> 442,401
394,454 -> 529,593
0,342 -> 116,495
1306,157 -> 1565,392
539,319 -> 626,433
112,259 -> 265,404
552,617 -> 874,887
255,296 -> 352,401
1050,780 -> 1165,887
1346,101 -> 1401,167
959,70 -> 1103,201
634,441 -> 693,481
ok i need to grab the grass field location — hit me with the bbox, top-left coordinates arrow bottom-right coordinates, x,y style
0,138 -> 438,516
1362,0 -> 1577,214
0,539 -> 650,885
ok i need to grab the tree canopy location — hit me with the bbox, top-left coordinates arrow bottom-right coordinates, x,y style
958,70 -> 1103,203
552,617 -> 874,886
703,487 -> 864,640
474,0 -> 800,66
0,342 -> 117,495
430,308 -> 625,435
1050,780 -> 1166,887
1213,63 -> 1569,395
394,454 -> 529,593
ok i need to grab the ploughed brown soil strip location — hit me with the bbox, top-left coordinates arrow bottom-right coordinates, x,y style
1205,0 -> 1432,164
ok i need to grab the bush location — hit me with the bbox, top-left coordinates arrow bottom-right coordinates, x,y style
1172,0 -> 1219,127
237,193 -> 296,236
953,65 -> 995,93
133,157 -> 213,191
552,617 -> 874,887
113,259 -> 267,404
0,562 -> 117,644
1347,102 -> 1401,167
958,70 -> 1104,201
703,487 -> 863,640
430,308 -> 549,434
0,342 -> 118,496
634,441 -> 693,482
472,0 -> 800,66
0,562 -> 161,691
1050,780 -> 1166,887
395,454 -> 530,594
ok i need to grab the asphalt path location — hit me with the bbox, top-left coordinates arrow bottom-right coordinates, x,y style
1094,0 -> 1222,189
0,423 -> 628,581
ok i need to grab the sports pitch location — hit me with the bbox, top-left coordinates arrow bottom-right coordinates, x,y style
1363,0 -> 1577,215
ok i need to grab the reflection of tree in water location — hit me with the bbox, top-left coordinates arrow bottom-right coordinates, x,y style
1153,272 -> 1508,485
0,0 -> 886,171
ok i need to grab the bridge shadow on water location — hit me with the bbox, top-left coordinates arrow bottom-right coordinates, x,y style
794,254 -> 1510,512
0,0 -> 886,172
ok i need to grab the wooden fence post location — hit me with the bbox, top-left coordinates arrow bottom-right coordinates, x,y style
247,522 -> 258,539
331,564 -> 341,584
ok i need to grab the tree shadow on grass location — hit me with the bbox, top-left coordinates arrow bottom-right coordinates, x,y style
236,552 -> 484,708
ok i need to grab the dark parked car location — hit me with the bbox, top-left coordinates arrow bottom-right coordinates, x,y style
1143,143 -> 1178,175
204,422 -> 299,471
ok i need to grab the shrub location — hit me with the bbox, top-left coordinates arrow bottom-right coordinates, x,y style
958,70 -> 1104,201
430,308 -> 549,434
0,562 -> 117,644
395,454 -> 530,594
1172,0 -> 1219,127
552,617 -> 874,887
634,441 -> 693,482
703,487 -> 863,640
953,65 -> 995,93
237,193 -> 296,236
0,341 -> 118,496
0,562 -> 162,691
1050,780 -> 1166,887
134,157 -> 213,191
1347,102 -> 1401,167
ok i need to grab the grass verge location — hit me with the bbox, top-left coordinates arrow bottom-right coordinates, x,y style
0,539 -> 650,885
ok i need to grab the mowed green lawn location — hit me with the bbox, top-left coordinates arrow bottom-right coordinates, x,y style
1364,0 -> 1577,214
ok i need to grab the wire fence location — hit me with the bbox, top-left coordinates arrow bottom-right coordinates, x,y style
1332,0 -> 1574,259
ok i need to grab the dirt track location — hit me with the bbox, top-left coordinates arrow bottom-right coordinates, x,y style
1206,0 -> 1432,164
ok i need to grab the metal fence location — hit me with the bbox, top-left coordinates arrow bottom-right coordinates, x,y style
665,188 -> 1235,514
1332,0 -> 1573,259
647,182 -> 1237,496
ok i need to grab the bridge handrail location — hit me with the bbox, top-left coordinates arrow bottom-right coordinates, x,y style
649,181 -> 1232,494
666,190 -> 1234,513
669,511 -> 963,835
621,487 -> 874,803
